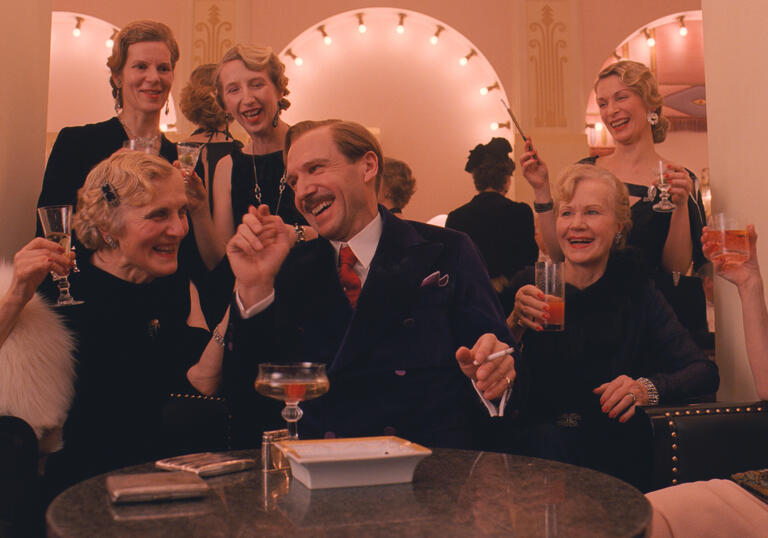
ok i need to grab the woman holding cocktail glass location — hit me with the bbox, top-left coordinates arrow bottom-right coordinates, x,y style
41,151 -> 214,495
506,164 -> 718,489
522,60 -> 708,337
211,44 -> 313,244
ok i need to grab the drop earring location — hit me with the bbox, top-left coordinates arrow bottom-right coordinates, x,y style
272,108 -> 280,128
104,234 -> 117,249
647,111 -> 659,126
165,100 -> 170,115
114,86 -> 122,114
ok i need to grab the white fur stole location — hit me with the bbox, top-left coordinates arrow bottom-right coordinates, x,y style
0,262 -> 76,439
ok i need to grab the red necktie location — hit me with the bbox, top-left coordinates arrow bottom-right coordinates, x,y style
338,245 -> 361,307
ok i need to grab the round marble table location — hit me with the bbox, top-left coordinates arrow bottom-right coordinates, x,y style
47,448 -> 651,537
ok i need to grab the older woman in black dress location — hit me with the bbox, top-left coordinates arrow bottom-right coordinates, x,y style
508,164 -> 718,488
35,152 -> 215,492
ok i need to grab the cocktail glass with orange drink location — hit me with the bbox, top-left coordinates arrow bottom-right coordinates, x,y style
255,363 -> 329,440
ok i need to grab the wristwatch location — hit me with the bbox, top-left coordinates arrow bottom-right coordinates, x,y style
293,224 -> 305,244
533,200 -> 554,213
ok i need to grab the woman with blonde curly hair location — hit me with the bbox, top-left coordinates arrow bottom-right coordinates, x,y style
40,151 -> 219,494
178,63 -> 241,208
521,60 -> 708,338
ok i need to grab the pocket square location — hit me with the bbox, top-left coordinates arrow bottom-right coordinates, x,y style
420,271 -> 450,288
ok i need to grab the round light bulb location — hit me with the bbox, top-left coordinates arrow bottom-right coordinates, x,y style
73,28 -> 81,37
358,24 -> 366,34
679,26 -> 688,37
323,36 -> 332,45
430,35 -> 438,45
646,37 -> 655,47
480,87 -> 488,96
595,122 -> 604,131
159,124 -> 168,132
459,57 -> 468,66
294,57 -> 304,66
106,38 -> 114,48
490,122 -> 499,131
396,25 -> 404,34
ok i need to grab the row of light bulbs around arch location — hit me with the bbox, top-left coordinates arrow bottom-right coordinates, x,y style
284,13 -> 484,68
640,15 -> 690,48
286,14 -> 510,132
70,16 -> 119,48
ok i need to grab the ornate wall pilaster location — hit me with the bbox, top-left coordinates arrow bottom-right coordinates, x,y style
526,1 -> 569,128
192,0 -> 235,66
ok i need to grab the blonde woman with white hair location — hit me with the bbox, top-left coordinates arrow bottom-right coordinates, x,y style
36,152 -> 217,494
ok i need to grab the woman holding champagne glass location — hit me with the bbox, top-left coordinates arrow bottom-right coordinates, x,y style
37,151 -> 217,494
506,164 -> 718,489
521,60 -> 708,336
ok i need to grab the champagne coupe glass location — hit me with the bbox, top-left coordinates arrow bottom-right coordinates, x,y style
652,160 -> 675,212
255,363 -> 329,440
37,205 -> 83,306
177,142 -> 203,173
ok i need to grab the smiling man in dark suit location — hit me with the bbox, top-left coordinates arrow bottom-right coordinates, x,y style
224,119 -> 516,449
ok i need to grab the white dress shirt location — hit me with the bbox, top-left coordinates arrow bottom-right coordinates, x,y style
235,211 -> 509,416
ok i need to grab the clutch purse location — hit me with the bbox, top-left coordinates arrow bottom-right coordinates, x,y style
732,468 -> 768,504
155,452 -> 256,477
106,472 -> 209,503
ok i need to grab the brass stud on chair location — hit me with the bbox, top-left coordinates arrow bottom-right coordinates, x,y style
736,408 -> 741,412
672,479 -> 678,485
665,412 -> 671,417
695,410 -> 701,414
675,411 -> 681,416
685,410 -> 691,415
671,432 -> 677,438
705,409 -> 711,414
747,407 -> 753,412
668,421 -> 674,427
672,444 -> 678,450
672,467 -> 678,473
672,456 -> 678,462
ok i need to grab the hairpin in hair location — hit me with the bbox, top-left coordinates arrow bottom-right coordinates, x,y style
101,182 -> 120,207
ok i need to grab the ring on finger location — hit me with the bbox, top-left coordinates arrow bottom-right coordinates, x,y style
626,392 -> 636,403
504,376 -> 512,387
516,317 -> 526,327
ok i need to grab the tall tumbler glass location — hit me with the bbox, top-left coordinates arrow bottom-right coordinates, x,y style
535,259 -> 565,331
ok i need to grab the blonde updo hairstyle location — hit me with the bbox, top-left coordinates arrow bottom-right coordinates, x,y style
553,164 -> 632,249
75,152 -> 178,250
107,20 -> 180,109
214,44 -> 290,112
179,64 -> 230,131
596,60 -> 669,143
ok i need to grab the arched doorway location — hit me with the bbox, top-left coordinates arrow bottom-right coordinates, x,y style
278,8 -> 514,222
